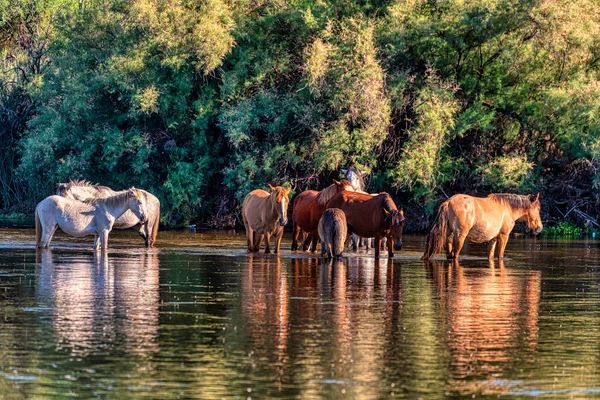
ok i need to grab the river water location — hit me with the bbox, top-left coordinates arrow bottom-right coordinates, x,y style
0,228 -> 599,399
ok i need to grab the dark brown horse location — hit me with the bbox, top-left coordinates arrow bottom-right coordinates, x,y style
421,193 -> 542,260
318,208 -> 347,259
291,179 -> 354,252
326,191 -> 405,258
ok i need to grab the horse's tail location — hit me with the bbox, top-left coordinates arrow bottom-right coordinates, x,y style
35,206 -> 42,247
332,220 -> 346,258
150,200 -> 160,247
421,201 -> 450,260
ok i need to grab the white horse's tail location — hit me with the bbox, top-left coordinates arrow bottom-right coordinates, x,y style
35,207 -> 42,247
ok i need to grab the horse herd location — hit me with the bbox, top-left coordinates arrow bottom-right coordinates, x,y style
34,169 -> 544,260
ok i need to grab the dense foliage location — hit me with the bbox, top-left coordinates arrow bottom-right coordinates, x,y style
1,0 -> 600,228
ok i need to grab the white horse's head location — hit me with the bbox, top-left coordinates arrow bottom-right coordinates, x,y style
342,167 -> 367,192
128,188 -> 148,224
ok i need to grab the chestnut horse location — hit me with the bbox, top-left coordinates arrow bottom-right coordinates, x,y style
421,193 -> 543,260
291,179 -> 354,252
242,185 -> 291,254
326,191 -> 405,258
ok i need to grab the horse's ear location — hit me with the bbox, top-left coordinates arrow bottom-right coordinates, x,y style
341,169 -> 347,175
284,187 -> 291,195
267,184 -> 275,192
534,192 -> 540,203
332,179 -> 340,185
383,208 -> 390,216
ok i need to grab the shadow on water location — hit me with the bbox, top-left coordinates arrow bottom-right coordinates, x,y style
1,230 -> 600,398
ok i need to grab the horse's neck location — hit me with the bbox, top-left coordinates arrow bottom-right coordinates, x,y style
317,185 -> 337,206
98,195 -> 132,220
510,206 -> 529,222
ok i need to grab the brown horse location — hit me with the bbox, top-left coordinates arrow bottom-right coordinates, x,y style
421,193 -> 543,260
318,208 -> 347,259
326,191 -> 405,258
291,179 -> 354,252
242,185 -> 291,254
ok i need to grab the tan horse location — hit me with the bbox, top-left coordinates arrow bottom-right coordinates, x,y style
242,185 -> 291,254
291,179 -> 354,252
35,188 -> 148,250
57,180 -> 160,247
421,193 -> 543,260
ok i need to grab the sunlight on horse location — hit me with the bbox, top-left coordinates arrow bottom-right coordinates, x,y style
242,184 -> 291,254
326,191 -> 405,258
422,193 -> 543,260
291,179 -> 354,253
36,188 -> 148,250
57,180 -> 161,247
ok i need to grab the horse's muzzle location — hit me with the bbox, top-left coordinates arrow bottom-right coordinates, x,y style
279,218 -> 288,226
534,225 -> 543,235
394,242 -> 403,251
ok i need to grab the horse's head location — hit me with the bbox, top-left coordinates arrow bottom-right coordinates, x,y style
56,182 -> 74,198
342,167 -> 367,191
268,184 -> 291,226
333,179 -> 355,193
385,208 -> 406,251
526,193 -> 543,234
128,187 -> 148,224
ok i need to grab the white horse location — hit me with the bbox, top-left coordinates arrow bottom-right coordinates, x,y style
57,180 -> 160,247
342,167 -> 386,251
35,188 -> 148,250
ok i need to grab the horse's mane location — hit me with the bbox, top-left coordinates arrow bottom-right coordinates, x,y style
488,193 -> 532,210
317,179 -> 352,207
379,192 -> 401,214
84,189 -> 142,206
69,179 -> 113,192
345,166 -> 365,191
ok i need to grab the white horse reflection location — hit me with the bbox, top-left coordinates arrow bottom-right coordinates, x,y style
36,249 -> 160,356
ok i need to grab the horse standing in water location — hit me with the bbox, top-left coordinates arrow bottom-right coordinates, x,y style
242,185 -> 291,254
421,193 -> 543,260
291,179 -> 354,252
326,191 -> 405,258
35,188 -> 148,250
57,180 -> 160,247
342,167 -> 383,251
318,208 -> 347,259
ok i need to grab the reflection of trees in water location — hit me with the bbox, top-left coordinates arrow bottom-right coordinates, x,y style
424,260 -> 541,392
36,249 -> 160,356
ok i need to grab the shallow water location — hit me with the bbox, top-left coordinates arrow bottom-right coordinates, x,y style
1,229 -> 600,398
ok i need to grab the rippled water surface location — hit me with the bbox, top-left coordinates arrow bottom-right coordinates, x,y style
1,228 -> 600,399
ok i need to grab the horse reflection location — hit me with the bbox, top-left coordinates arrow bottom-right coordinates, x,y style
36,249 -> 160,356
242,255 -> 290,371
424,259 -> 541,379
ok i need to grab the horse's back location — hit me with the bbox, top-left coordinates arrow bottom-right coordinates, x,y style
326,191 -> 387,237
292,190 -> 321,231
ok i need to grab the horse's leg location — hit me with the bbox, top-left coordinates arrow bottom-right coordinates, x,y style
41,224 -> 58,248
351,234 -> 358,251
374,236 -> 382,258
291,223 -> 301,251
386,235 -> 394,258
446,233 -> 454,259
497,233 -> 509,259
100,230 -> 109,250
253,232 -> 262,253
452,232 -> 467,260
244,218 -> 254,252
274,229 -> 283,254
302,233 -> 312,251
264,233 -> 271,254
93,235 -> 100,250
310,234 -> 319,253
487,238 -> 498,260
